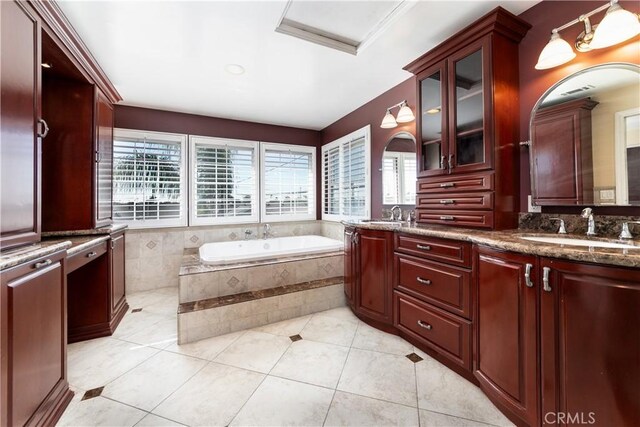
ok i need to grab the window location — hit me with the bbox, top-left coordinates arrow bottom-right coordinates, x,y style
261,143 -> 316,221
189,136 -> 259,225
382,152 -> 417,205
112,129 -> 187,228
322,125 -> 371,221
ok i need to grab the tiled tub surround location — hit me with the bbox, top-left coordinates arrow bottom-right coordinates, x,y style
125,220 -> 344,293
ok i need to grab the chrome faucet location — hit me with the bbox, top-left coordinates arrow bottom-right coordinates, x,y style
263,223 -> 274,240
244,229 -> 254,240
549,218 -> 567,234
619,221 -> 640,239
390,205 -> 402,221
581,207 -> 596,236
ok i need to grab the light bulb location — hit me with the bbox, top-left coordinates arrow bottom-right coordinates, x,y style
535,30 -> 577,70
380,110 -> 398,128
396,103 -> 415,123
590,2 -> 640,49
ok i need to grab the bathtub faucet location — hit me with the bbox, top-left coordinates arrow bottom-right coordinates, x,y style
263,224 -> 274,240
244,229 -> 254,240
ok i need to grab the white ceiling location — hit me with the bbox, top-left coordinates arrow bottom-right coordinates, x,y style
57,0 -> 539,130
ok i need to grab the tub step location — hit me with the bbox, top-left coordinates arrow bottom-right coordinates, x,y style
177,277 -> 345,344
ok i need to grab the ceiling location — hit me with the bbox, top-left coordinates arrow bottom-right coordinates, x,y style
57,0 -> 539,131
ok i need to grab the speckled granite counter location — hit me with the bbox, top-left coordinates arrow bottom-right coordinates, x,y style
343,221 -> 640,268
41,223 -> 127,237
0,240 -> 72,271
62,235 -> 110,256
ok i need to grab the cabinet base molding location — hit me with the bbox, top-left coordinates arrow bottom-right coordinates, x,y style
68,300 -> 128,343
27,380 -> 74,427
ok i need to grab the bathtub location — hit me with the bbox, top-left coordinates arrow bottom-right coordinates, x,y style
199,235 -> 343,265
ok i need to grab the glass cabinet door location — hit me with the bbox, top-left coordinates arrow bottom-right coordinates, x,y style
450,43 -> 488,172
419,63 -> 447,175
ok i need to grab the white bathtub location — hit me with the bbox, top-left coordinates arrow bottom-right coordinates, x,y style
199,235 -> 343,266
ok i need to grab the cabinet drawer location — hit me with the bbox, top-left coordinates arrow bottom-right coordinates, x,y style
395,234 -> 471,267
417,172 -> 494,194
394,291 -> 471,371
416,192 -> 493,210
67,241 -> 108,273
395,255 -> 471,319
416,209 -> 493,229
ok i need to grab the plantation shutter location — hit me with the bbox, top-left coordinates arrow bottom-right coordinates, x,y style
263,146 -> 314,218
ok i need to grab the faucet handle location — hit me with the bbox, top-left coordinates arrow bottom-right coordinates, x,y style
549,218 -> 567,234
620,221 -> 640,239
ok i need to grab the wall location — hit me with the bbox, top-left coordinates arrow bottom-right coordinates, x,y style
320,77 -> 417,217
518,0 -> 640,215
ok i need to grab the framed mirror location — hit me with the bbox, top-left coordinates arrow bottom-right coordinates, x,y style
529,63 -> 640,206
382,131 -> 417,206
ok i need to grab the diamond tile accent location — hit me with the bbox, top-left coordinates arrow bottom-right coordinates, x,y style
321,263 -> 333,273
82,386 -> 104,401
227,276 -> 240,287
146,241 -> 157,250
289,334 -> 303,342
228,232 -> 238,240
131,308 -> 143,313
189,235 -> 199,243
406,353 -> 424,363
280,269 -> 290,279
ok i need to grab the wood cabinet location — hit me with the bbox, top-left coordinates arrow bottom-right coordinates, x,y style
539,258 -> 640,427
95,90 -> 114,226
474,246 -> 539,427
110,231 -> 127,318
531,98 -> 598,205
1,250 -> 73,426
343,227 -> 357,309
0,0 -> 42,250
405,7 -> 530,230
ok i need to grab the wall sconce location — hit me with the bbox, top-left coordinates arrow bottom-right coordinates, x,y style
535,0 -> 640,70
380,100 -> 415,128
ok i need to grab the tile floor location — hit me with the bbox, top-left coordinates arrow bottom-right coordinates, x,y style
58,287 -> 514,427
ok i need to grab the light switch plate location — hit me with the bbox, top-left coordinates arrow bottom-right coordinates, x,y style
528,195 -> 541,213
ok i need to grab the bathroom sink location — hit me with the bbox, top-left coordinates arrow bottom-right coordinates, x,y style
520,236 -> 639,249
360,219 -> 404,227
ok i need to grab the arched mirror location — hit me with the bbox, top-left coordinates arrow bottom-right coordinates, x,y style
529,63 -> 640,206
382,132 -> 417,206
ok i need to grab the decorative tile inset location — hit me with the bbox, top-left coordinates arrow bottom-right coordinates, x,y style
406,353 -> 424,363
289,334 -> 303,342
146,241 -> 157,250
190,235 -> 199,243
227,276 -> 240,287
280,270 -> 290,279
82,386 -> 104,401
321,263 -> 333,273
228,232 -> 238,240
131,308 -> 143,313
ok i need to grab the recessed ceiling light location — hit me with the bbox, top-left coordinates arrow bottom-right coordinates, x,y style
41,62 -> 52,69
225,64 -> 245,75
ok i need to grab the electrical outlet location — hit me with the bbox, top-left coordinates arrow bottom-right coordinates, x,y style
528,195 -> 541,213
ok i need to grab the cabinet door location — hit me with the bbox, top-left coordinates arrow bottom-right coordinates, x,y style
448,38 -> 491,174
540,258 -> 640,427
475,247 -> 538,426
0,1 -> 41,249
343,228 -> 356,308
95,89 -> 114,227
356,229 -> 393,324
110,233 -> 126,313
418,61 -> 448,177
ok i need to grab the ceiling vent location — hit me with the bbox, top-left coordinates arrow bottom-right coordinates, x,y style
561,85 -> 596,96
275,0 -> 416,55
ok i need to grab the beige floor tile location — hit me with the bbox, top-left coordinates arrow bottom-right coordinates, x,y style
214,330 -> 292,373
57,396 -> 146,427
337,348 -> 417,407
230,376 -> 334,427
164,330 -> 245,360
119,318 -> 178,349
136,413 -> 186,426
112,310 -> 170,339
102,351 -> 207,411
271,340 -> 349,388
301,314 -> 358,347
152,362 -> 264,427
351,320 -> 415,356
325,391 -> 420,427
314,306 -> 359,323
254,314 -> 312,336
419,410 -> 492,427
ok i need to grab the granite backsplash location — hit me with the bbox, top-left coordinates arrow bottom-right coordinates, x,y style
519,213 -> 640,238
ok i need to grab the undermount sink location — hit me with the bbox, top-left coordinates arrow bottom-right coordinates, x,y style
360,219 -> 404,227
520,236 -> 639,249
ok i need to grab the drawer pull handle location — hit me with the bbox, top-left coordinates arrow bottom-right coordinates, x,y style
417,320 -> 432,330
417,277 -> 431,285
34,259 -> 53,269
416,244 -> 431,251
440,215 -> 455,221
86,251 -> 98,258
439,182 -> 455,188
524,263 -> 534,288
543,266 -> 552,292
439,199 -> 455,205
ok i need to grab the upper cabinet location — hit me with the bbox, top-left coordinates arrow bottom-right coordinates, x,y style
95,89 -> 114,227
405,7 -> 530,230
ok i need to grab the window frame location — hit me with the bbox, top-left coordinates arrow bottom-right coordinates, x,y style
260,142 -> 317,222
189,135 -> 260,226
112,128 -> 188,229
382,151 -> 417,205
321,125 -> 371,222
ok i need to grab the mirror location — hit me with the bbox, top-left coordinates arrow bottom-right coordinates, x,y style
382,132 -> 417,206
529,63 -> 640,206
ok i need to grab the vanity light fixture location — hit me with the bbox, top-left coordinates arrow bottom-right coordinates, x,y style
224,64 -> 245,75
535,0 -> 640,70
380,100 -> 415,128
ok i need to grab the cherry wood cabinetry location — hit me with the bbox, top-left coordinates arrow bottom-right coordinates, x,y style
405,8 -> 530,230
343,227 -> 357,309
1,250 -> 73,426
531,98 -> 598,205
474,246 -> 539,427
95,90 -> 114,226
110,231 -> 127,318
539,258 -> 640,427
0,0 -> 42,250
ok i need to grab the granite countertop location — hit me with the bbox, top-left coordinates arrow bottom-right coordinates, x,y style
0,240 -> 72,271
343,220 -> 640,268
41,223 -> 127,237
58,235 -> 111,256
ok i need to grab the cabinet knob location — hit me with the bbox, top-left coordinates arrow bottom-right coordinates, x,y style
448,154 -> 454,171
524,263 -> 534,288
34,259 -> 53,269
86,251 -> 97,258
416,244 -> 431,251
37,119 -> 49,138
542,266 -> 552,292
416,277 -> 431,285
417,320 -> 432,330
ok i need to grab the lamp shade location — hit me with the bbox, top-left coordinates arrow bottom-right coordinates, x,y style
590,2 -> 640,49
380,110 -> 398,128
396,103 -> 415,123
535,30 -> 577,70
